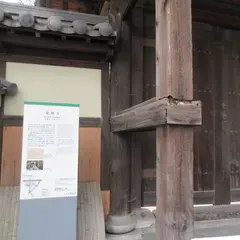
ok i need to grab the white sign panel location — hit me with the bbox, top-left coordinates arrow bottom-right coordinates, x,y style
20,102 -> 80,200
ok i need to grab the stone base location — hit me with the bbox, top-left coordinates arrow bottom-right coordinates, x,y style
106,214 -> 136,234
131,208 -> 155,229
106,230 -> 142,240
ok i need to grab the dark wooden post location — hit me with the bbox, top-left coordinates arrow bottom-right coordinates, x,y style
0,61 -> 5,183
155,0 -> 194,239
214,29 -> 231,205
105,20 -> 136,234
130,6 -> 144,212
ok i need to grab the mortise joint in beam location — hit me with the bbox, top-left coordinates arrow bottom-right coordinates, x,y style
110,97 -> 202,132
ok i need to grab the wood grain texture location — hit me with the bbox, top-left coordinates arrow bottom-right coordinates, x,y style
111,98 -> 201,132
130,6 -> 144,211
156,127 -> 194,239
0,127 -> 101,186
0,61 -> 6,184
100,69 -> 111,190
79,128 -> 101,184
109,21 -> 131,216
77,182 -> 105,240
156,0 -> 193,100
214,30 -> 231,205
167,101 -> 201,125
156,0 -> 194,239
101,190 -> 110,220
111,98 -> 167,132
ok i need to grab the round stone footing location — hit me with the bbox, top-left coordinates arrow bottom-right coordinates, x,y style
106,214 -> 136,234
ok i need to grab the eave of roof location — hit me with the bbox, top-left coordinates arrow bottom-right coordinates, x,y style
0,2 -> 115,38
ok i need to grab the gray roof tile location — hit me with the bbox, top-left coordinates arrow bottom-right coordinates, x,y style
0,1 -> 115,38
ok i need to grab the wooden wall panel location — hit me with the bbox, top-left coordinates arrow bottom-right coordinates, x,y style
193,23 -> 215,191
79,128 -> 101,184
1,127 -> 22,186
0,127 -> 101,186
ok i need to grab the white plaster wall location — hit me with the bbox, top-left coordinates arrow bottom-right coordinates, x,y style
5,62 -> 101,117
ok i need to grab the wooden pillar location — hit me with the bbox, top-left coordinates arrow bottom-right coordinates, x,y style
105,20 -> 136,234
155,0 -> 194,239
0,61 -> 5,183
101,68 -> 111,191
214,29 -> 231,205
130,6 -> 144,212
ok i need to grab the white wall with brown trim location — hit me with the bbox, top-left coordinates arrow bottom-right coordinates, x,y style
5,62 -> 102,118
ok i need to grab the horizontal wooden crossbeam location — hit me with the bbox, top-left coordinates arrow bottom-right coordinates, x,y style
111,97 -> 202,132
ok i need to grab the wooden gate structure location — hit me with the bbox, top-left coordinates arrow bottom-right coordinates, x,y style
100,0 -> 240,239
1,0 -> 240,239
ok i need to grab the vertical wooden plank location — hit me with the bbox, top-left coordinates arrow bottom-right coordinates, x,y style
214,28 -> 231,205
130,6 -> 144,211
101,68 -> 111,190
0,61 -> 5,183
156,1 -> 194,239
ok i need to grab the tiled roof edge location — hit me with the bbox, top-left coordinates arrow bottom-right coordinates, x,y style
0,1 -> 116,38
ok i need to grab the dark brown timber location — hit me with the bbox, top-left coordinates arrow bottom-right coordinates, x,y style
130,6 -> 144,211
156,0 -> 195,239
109,21 -> 131,215
0,61 -> 6,183
101,68 -> 111,190
214,30 -> 231,205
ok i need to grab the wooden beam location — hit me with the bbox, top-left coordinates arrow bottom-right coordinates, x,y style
156,1 -> 195,240
0,34 -> 110,55
100,1 -> 110,16
111,98 -> 201,132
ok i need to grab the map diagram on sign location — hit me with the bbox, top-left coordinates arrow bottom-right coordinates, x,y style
23,179 -> 42,197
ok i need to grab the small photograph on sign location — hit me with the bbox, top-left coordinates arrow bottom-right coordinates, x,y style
26,160 -> 44,171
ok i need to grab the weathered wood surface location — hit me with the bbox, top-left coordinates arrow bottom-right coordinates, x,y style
0,61 -> 5,183
155,1 -> 194,240
78,182 -> 105,240
214,30 -> 231,205
0,187 -> 19,240
109,20 -> 132,216
111,98 -> 201,132
130,6 -> 144,212
101,69 -> 111,191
